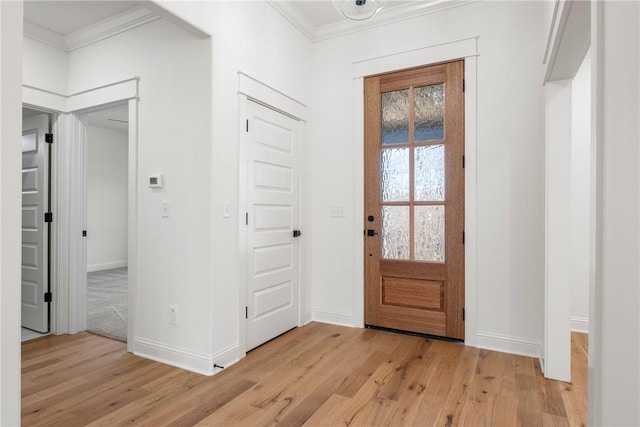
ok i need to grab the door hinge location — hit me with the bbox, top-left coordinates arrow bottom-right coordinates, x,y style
44,212 -> 53,223
463,308 -> 465,321
44,292 -> 52,303
293,230 -> 302,238
463,231 -> 465,244
246,119 -> 249,132
245,306 -> 248,319
45,133 -> 53,144
462,155 -> 465,169
82,230 -> 87,237
462,79 -> 465,93
245,212 -> 248,226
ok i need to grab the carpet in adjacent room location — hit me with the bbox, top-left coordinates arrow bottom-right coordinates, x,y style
87,267 -> 127,342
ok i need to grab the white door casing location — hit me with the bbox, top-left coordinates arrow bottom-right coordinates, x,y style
21,113 -> 50,333
246,100 -> 301,351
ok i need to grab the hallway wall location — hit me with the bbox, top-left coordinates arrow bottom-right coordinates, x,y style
310,0 -> 547,355
86,124 -> 128,272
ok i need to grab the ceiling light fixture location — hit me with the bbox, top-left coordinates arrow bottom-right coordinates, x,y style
332,0 -> 385,21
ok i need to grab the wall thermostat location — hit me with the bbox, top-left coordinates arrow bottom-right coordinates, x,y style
148,174 -> 164,188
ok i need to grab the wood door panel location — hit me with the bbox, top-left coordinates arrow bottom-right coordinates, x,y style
381,276 -> 444,311
364,60 -> 465,340
377,307 -> 447,336
381,260 -> 447,280
379,65 -> 448,93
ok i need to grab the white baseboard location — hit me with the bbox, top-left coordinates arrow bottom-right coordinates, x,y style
301,310 -> 313,326
475,331 -> 541,359
134,337 -> 239,376
571,316 -> 589,333
87,260 -> 127,272
312,309 -> 358,328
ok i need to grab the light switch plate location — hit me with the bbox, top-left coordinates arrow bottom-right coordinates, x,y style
330,206 -> 345,217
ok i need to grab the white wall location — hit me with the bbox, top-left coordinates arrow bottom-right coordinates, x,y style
310,1 -> 546,355
570,53 -> 590,333
23,37 -> 67,95
152,1 -> 312,361
65,18 -> 214,368
22,0 -> 312,374
0,1 -> 23,424
86,124 -> 128,272
590,1 -> 640,424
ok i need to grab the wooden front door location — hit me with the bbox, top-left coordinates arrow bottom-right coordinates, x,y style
364,61 -> 465,340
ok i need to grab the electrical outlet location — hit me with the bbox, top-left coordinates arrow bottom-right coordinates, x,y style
169,305 -> 177,324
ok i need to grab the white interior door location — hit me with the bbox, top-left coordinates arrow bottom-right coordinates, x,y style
22,112 -> 50,333
246,100 -> 300,351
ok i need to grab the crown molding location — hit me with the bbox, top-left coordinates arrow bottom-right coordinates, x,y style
268,0 -> 479,42
24,6 -> 160,52
266,0 -> 317,41
24,20 -> 67,50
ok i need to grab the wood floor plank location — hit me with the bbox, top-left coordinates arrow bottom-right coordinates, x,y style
516,373 -> 545,426
433,345 -> 480,426
301,394 -> 353,426
21,324 -> 587,427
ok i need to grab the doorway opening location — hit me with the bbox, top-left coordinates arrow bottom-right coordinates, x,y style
21,107 -> 53,341
85,104 -> 129,342
244,99 -> 302,351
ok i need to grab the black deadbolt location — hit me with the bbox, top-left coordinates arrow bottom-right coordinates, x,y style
367,215 -> 375,222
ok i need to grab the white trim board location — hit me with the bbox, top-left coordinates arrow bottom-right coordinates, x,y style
87,261 -> 128,273
312,309 -> 359,328
134,338 -> 239,376
237,72 -> 308,122
571,316 -> 589,333
476,332 -> 542,359
351,36 -> 479,348
24,78 -> 139,114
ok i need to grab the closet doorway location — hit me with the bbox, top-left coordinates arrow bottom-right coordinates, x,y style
85,104 -> 129,342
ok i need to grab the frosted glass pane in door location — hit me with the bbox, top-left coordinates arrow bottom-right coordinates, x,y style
382,206 -> 409,260
415,144 -> 445,201
382,90 -> 409,144
381,148 -> 409,201
415,205 -> 445,262
22,132 -> 37,153
414,84 -> 444,141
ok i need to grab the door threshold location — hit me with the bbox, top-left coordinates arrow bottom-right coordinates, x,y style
365,324 -> 464,344
21,327 -> 50,342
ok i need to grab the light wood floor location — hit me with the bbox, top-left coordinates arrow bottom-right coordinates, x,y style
22,322 -> 587,426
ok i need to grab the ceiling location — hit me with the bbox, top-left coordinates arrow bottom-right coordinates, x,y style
289,0 -> 415,28
23,0 -> 466,44
88,105 -> 129,132
24,1 -> 140,35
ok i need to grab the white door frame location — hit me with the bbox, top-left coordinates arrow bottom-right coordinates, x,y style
542,0 -> 591,381
24,78 -> 139,352
237,72 -> 308,358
